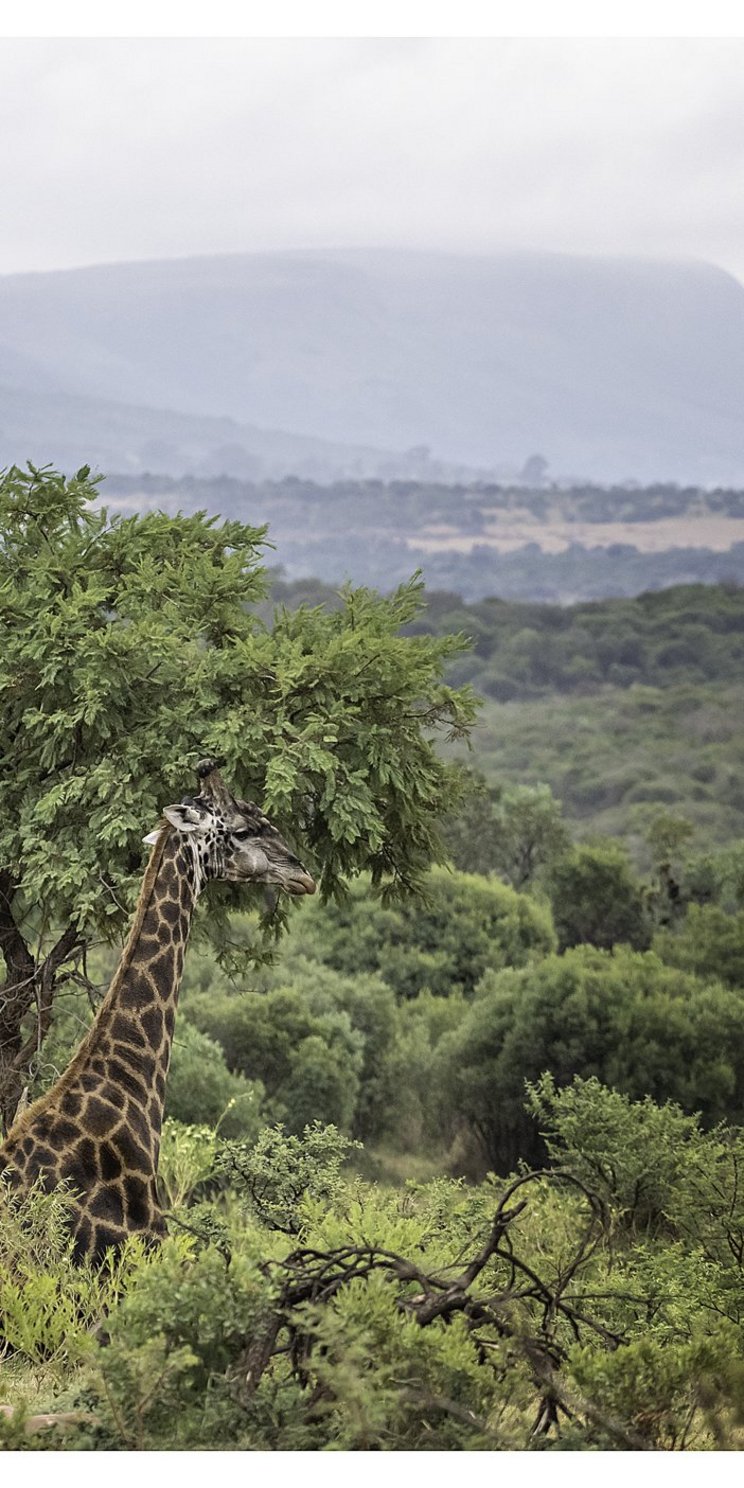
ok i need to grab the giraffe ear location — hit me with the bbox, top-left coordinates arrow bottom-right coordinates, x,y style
142,828 -> 162,846
163,804 -> 203,833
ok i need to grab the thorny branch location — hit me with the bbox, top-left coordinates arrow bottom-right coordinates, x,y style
229,1168 -> 630,1445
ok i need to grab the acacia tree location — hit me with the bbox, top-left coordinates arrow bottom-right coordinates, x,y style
0,465 -> 476,1131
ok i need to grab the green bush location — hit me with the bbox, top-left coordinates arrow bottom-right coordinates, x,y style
184,984 -> 364,1135
654,903 -> 744,988
547,841 -> 651,951
4,1097 -> 744,1452
166,1022 -> 265,1139
437,946 -> 744,1172
281,865 -> 556,999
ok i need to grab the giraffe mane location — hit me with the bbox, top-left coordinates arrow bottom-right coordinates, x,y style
92,823 -> 173,1014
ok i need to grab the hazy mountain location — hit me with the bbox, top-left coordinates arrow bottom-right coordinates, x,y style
2,248 -> 744,483
0,379 -> 417,483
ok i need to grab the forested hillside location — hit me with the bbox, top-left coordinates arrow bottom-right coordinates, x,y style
270,577 -> 744,845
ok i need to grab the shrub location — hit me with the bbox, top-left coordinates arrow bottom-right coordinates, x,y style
437,947 -> 744,1172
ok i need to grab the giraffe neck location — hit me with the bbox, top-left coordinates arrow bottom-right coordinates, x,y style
67,826 -> 200,1132
0,826 -> 204,1260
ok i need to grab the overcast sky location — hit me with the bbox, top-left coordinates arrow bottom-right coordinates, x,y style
2,37 -> 744,281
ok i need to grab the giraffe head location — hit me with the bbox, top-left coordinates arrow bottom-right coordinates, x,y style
147,758 -> 316,896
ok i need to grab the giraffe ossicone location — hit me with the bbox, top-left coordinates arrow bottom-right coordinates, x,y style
0,760 -> 315,1262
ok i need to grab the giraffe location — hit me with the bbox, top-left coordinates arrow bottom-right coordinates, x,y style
0,759 -> 316,1262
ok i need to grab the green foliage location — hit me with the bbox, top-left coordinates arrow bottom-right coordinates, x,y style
490,783 -> 571,888
184,980 -> 365,1134
0,463 -> 263,943
6,1090 -> 744,1452
654,903 -> 744,988
0,1177 -> 141,1370
157,1119 -> 219,1210
645,810 -> 695,865
0,464 -> 475,1114
165,1022 -> 264,1138
377,989 -> 469,1154
448,682 -> 744,849
214,1122 -> 358,1234
437,946 -> 744,1171
442,773 -> 570,886
7,496 -> 744,1451
276,865 -> 555,999
683,840 -> 744,911
526,1075 -> 705,1234
0,460 -> 475,936
569,1330 -> 742,1451
180,866 -> 554,1151
412,579 -> 744,696
547,840 -> 651,951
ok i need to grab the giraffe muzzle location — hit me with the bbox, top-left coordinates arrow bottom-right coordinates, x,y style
288,869 -> 317,896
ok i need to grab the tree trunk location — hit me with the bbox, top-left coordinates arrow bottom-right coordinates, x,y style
0,873 -> 78,1135
0,872 -> 36,1134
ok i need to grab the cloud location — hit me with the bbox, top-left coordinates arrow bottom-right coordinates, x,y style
0,38 -> 743,278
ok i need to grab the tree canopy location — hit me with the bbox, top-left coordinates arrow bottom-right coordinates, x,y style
0,464 -> 475,1127
437,946 -> 744,1171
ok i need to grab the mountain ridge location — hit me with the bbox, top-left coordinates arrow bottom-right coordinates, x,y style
2,247 -> 744,483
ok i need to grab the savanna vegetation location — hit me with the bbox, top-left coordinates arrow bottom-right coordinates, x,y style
107,471 -> 744,601
3,465 -> 744,1450
274,575 -> 744,847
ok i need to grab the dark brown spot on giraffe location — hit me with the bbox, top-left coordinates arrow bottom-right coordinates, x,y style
86,1095 -> 121,1138
118,980 -> 145,1012
140,1005 -> 164,1046
48,1117 -> 80,1147
149,953 -> 173,993
25,1148 -> 58,1184
138,934 -> 161,958
91,1223 -> 125,1259
106,1057 -> 151,1100
123,1173 -> 152,1227
110,1014 -> 147,1049
99,1142 -> 123,1182
60,1090 -> 83,1119
112,1040 -> 158,1078
111,1128 -> 151,1174
61,1153 -> 91,1193
89,1184 -> 125,1228
72,1216 -> 93,1262
75,1136 -> 100,1176
126,1108 -> 155,1153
